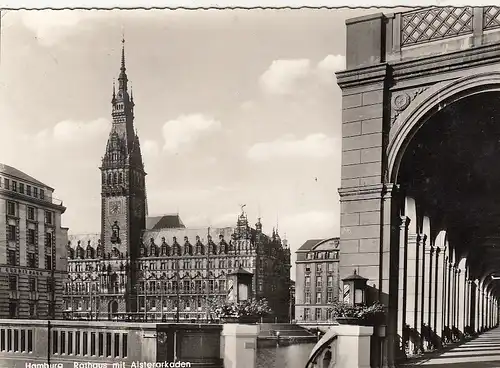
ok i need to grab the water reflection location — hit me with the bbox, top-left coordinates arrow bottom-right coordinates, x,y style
256,343 -> 315,368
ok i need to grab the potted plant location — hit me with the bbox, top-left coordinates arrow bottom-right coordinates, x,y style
211,298 -> 272,324
328,301 -> 386,326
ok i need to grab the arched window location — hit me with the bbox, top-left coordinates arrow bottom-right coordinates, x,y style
107,173 -> 111,184
118,172 -> 123,183
113,173 -> 117,184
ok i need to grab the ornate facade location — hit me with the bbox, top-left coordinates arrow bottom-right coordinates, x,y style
0,164 -> 67,319
63,41 -> 291,322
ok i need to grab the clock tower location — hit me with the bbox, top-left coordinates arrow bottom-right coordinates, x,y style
100,38 -> 146,314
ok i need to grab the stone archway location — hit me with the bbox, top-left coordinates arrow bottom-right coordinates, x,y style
108,300 -> 118,319
337,7 -> 500,366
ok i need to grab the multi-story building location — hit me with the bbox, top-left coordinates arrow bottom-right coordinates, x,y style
63,40 -> 291,322
0,164 -> 67,319
295,238 -> 339,322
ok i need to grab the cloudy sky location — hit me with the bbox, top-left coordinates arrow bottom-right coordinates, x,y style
0,8 -> 387,276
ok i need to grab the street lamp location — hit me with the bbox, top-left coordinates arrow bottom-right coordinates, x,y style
342,269 -> 368,306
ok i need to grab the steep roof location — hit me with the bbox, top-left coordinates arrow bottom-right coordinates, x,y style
0,163 -> 53,190
296,239 -> 325,253
146,214 -> 185,230
296,237 -> 339,253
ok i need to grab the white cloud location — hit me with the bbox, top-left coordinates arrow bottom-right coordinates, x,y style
162,114 -> 222,153
316,54 -> 346,84
142,140 -> 160,158
259,55 -> 345,95
259,59 -> 311,95
52,118 -> 110,142
247,133 -> 337,161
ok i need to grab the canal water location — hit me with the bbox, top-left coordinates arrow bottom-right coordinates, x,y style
256,343 -> 315,368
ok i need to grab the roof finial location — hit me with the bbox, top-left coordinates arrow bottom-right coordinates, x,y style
353,268 -> 357,275
121,35 -> 126,71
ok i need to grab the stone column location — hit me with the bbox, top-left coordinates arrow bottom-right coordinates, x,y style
397,216 -> 410,357
446,262 -> 452,335
434,248 -> 444,344
469,281 -> 476,333
419,234 -> 428,352
221,324 -> 259,368
405,233 -> 420,354
426,245 -> 434,349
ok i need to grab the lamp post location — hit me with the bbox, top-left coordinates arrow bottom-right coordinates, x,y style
342,269 -> 368,306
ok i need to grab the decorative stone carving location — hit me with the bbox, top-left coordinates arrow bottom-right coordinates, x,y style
391,87 -> 428,125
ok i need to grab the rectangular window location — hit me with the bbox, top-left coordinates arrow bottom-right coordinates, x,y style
327,275 -> 333,288
305,264 -> 311,272
33,187 -> 38,198
19,183 -> 24,194
8,225 -> 16,241
28,230 -> 36,246
45,211 -> 53,225
305,291 -> 311,304
29,302 -> 36,318
7,201 -> 15,216
315,308 -> 322,321
8,302 -> 17,318
11,181 -> 17,192
45,232 -> 53,247
316,292 -> 322,304
45,255 -> 52,270
7,330 -> 11,351
4,179 -> 9,190
27,207 -> 35,221
40,189 -> 45,200
316,276 -> 322,288
327,263 -> 334,272
29,277 -> 37,292
304,308 -> 310,321
327,291 -> 334,303
305,276 -> 311,288
26,185 -> 31,196
316,263 -> 322,273
0,329 -> 4,351
7,250 -> 16,266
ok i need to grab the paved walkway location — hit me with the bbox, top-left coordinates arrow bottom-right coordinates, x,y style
405,328 -> 500,367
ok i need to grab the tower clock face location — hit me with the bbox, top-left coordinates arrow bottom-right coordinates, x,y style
109,201 -> 122,215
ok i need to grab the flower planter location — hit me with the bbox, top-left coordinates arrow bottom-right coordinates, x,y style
221,316 -> 259,324
335,317 -> 370,326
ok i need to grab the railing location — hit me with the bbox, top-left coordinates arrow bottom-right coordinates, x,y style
305,329 -> 338,368
0,319 -> 223,368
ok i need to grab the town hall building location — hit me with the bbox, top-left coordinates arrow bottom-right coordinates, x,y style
63,40 -> 292,322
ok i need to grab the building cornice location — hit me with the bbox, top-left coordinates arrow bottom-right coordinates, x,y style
0,189 -> 66,213
336,64 -> 389,89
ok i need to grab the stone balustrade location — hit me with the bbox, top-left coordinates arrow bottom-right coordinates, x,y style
0,319 -> 259,368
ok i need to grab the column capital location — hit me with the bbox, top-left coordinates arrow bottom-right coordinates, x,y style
429,245 -> 435,254
435,246 -> 441,255
399,215 -> 410,229
457,268 -> 461,275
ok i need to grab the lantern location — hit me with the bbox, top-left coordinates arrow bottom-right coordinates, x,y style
226,267 -> 253,303
342,269 -> 368,306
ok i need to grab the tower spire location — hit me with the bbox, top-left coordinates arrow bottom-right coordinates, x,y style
117,36 -> 128,93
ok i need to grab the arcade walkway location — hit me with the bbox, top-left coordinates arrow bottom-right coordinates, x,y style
404,328 -> 500,367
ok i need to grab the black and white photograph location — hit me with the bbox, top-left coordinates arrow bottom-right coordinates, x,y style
1,3 -> 500,368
